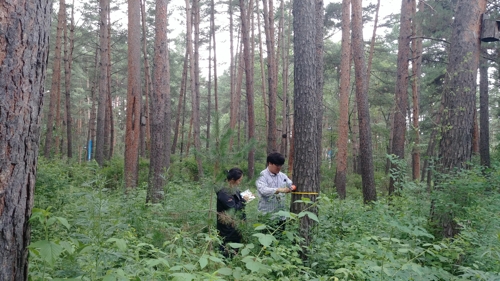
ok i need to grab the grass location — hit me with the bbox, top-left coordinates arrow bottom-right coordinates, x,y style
28,157 -> 500,280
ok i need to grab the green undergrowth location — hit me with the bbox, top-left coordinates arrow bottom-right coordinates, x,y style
28,157 -> 500,280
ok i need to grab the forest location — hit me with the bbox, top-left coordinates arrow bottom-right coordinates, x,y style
1,0 -> 500,280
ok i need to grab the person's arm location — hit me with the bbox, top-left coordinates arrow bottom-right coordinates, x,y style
217,191 -> 245,211
256,173 -> 278,196
256,173 -> 290,195
281,174 -> 293,189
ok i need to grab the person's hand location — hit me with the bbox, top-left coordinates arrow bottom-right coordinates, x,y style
243,194 -> 250,201
275,188 -> 290,194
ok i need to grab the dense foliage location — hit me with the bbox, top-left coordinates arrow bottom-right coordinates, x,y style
29,158 -> 500,280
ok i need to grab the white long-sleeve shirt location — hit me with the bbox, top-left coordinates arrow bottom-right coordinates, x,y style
256,168 -> 293,217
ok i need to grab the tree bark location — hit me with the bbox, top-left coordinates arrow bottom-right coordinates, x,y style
104,7 -> 113,160
96,0 -> 109,166
411,0 -> 423,181
438,0 -> 485,171
240,0 -> 256,178
141,0 -> 153,157
263,0 -> 278,154
64,0 -> 75,159
45,0 -> 66,158
479,49 -> 490,168
366,0 -> 380,89
171,51 -> 188,155
125,0 -> 142,188
256,0 -> 269,131
211,0 -> 219,115
315,0 -> 324,186
87,41 -> 100,161
291,0 -> 320,250
437,0 -> 486,237
148,0 -> 171,203
186,0 -> 203,180
389,0 -> 413,194
335,0 -> 351,200
352,0 -> 376,203
0,0 -> 51,279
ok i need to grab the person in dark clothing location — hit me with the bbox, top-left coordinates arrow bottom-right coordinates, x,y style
216,168 -> 251,257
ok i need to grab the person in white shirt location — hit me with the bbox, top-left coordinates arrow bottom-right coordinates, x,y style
256,153 -> 295,230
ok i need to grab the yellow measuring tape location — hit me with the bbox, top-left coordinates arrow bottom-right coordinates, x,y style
291,192 -> 319,195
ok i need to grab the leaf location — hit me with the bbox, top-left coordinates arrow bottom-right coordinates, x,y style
106,238 -> 127,251
59,241 -> 74,255
397,248 -> 409,253
245,259 -> 270,273
103,274 -> 116,281
170,273 -> 196,281
170,265 -> 183,271
334,268 -> 350,277
29,240 -> 63,266
176,247 -> 182,257
276,210 -> 293,218
47,217 -> 57,226
198,255 -> 208,269
55,217 -> 71,229
145,258 -> 170,268
252,233 -> 274,247
233,267 -> 243,279
227,242 -> 244,249
183,263 -> 197,271
253,224 -> 267,231
217,267 -> 233,276
298,211 -> 319,222
208,256 -> 224,264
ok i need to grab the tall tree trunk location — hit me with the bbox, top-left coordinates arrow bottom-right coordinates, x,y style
96,0 -> 109,166
411,0 -> 423,181
45,0 -> 66,158
104,7 -> 112,160
186,0 -> 203,180
229,0 -> 236,137
87,42 -> 100,161
230,33 -> 244,149
240,0 -> 256,178
288,118 -> 295,175
55,0 -> 68,157
0,0 -> 51,279
206,20 -> 212,150
280,1 -> 292,155
193,0 -> 203,178
472,110 -> 479,155
64,0 -> 75,159
315,0 -> 324,187
436,0 -> 486,237
389,0 -> 413,194
366,0 -> 380,89
125,0 -> 142,189
351,97 -> 360,174
211,0 -> 219,115
141,0 -> 153,157
291,0 -> 320,251
171,51 -> 188,154
352,0 -> 376,203
256,0 -> 269,130
479,48 -> 490,168
263,0 -> 278,154
180,66 -> 189,159
148,0 -> 171,203
230,32 -> 243,151
438,0 -> 485,171
335,0 -> 351,200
